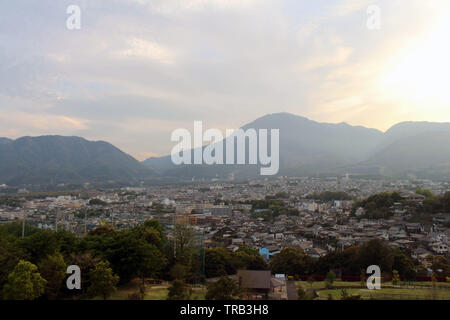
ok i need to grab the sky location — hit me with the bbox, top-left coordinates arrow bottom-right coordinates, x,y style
1,0 -> 450,160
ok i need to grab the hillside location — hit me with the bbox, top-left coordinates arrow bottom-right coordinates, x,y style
0,136 -> 154,185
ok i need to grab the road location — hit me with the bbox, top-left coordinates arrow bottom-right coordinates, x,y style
287,281 -> 298,300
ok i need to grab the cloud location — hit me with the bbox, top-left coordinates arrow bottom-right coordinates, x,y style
303,46 -> 353,71
327,0 -> 374,17
114,38 -> 176,64
129,0 -> 260,14
0,111 -> 89,137
0,0 -> 449,158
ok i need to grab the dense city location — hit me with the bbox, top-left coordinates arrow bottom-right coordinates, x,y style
1,176 -> 449,300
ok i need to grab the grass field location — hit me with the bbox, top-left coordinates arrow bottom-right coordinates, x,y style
101,279 -> 450,300
318,287 -> 450,300
104,281 -> 206,300
295,280 -> 450,300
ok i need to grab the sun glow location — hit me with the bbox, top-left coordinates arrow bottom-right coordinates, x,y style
380,11 -> 450,108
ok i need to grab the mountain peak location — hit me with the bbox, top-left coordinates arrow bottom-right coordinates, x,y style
0,135 -> 154,186
251,112 -> 310,122
0,137 -> 13,144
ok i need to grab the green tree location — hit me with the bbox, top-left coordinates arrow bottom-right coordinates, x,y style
431,273 -> 437,289
135,219 -> 165,250
360,269 -> 366,287
340,288 -> 360,300
423,197 -> 442,213
392,270 -> 400,285
205,248 -> 236,277
392,249 -> 415,279
443,191 -> 450,212
269,248 -> 311,275
54,230 -> 81,260
0,220 -> 39,239
355,239 -> 393,272
69,252 -> 100,296
325,271 -> 336,289
135,243 -> 166,287
18,229 -> 59,265
352,192 -> 402,219
0,235 -> 25,293
88,199 -> 107,206
170,263 -> 187,280
234,247 -> 267,271
297,284 -> 306,300
87,261 -> 119,300
39,252 -> 67,299
427,255 -> 450,276
3,260 -> 47,300
87,224 -> 115,236
307,276 -> 314,289
206,276 -> 241,300
167,280 -> 191,300
86,229 -> 166,284
415,188 -> 435,198
172,223 -> 196,267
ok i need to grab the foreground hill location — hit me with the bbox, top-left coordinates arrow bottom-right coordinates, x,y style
0,136 -> 153,185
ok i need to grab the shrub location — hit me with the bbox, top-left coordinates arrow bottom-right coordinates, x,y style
128,292 -> 142,300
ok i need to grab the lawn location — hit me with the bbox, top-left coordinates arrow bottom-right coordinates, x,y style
105,281 -> 206,300
294,280 -> 450,300
318,287 -> 450,300
296,280 -> 450,290
144,287 -> 169,300
296,280 -> 363,290
102,279 -> 449,300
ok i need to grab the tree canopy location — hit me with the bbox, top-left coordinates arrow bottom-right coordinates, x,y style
3,260 -> 47,300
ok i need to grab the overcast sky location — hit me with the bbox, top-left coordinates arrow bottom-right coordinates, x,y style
1,0 -> 449,159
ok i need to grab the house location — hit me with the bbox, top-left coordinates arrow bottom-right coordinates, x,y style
237,270 -> 272,299
270,277 -> 287,300
259,245 -> 281,260
400,193 -> 425,203
267,245 -> 281,255
231,238 -> 244,246
226,245 -> 240,252
392,239 -> 415,249
433,213 -> 450,224
259,248 -> 270,260
307,247 -> 327,258
355,207 -> 365,216
405,223 -> 423,233
431,242 -> 448,254
295,242 -> 313,252
412,247 -> 432,261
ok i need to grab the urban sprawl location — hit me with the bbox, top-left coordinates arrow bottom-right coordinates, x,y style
2,176 -> 449,266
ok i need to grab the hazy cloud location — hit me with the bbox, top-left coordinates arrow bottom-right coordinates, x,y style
0,0 -> 449,158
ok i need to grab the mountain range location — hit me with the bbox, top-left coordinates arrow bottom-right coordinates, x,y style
143,113 -> 450,179
1,113 -> 450,186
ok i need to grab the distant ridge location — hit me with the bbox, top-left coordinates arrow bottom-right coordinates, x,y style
2,113 -> 450,186
0,135 -> 154,186
143,113 -> 450,179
